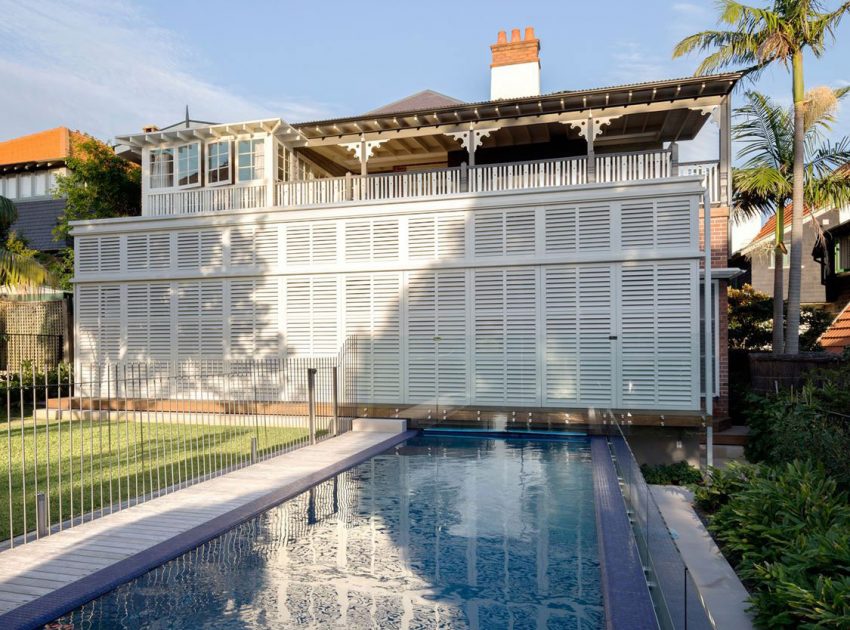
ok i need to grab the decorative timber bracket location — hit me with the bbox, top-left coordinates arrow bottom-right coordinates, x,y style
560,115 -> 621,141
446,127 -> 501,165
342,138 -> 388,161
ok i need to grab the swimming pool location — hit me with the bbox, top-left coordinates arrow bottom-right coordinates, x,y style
51,434 -> 603,629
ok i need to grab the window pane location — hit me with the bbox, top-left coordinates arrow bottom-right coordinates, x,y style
207,141 -> 230,184
177,143 -> 200,186
150,148 -> 174,188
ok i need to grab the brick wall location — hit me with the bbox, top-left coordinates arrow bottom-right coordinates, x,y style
491,28 -> 539,67
699,205 -> 730,421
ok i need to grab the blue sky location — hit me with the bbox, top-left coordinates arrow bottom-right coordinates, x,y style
2,0 -> 849,160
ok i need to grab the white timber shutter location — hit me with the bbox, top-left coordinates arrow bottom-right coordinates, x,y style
472,268 -> 538,405
620,197 -> 693,249
176,280 -> 224,360
76,236 -> 121,274
176,230 -> 223,271
575,265 -> 615,406
126,283 -> 171,361
344,218 -> 400,263
229,279 -> 279,359
285,223 -> 337,265
620,261 -> 697,409
543,266 -> 579,404
344,273 -> 402,403
283,276 -> 338,357
126,234 -> 171,271
473,209 -> 535,258
76,284 -> 122,365
406,270 -> 468,404
408,214 -> 466,261
231,225 -> 279,267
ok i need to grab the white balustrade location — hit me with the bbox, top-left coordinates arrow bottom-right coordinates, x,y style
144,152 -> 722,215
678,161 -> 722,203
595,149 -> 672,183
146,184 -> 267,216
469,156 -> 587,193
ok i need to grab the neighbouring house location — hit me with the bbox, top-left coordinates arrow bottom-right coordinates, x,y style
72,28 -> 739,436
0,127 -> 84,251
741,204 -> 850,309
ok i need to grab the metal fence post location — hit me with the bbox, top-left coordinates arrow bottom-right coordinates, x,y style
36,492 -> 47,539
250,436 -> 257,464
307,368 -> 317,445
331,366 -> 339,437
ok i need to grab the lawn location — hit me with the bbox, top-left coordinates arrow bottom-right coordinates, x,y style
0,415 -> 310,543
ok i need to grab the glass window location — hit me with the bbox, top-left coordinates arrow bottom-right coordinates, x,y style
767,251 -> 790,269
237,139 -> 265,182
177,143 -> 201,187
207,141 -> 231,185
19,174 -> 32,198
277,143 -> 288,182
699,281 -> 719,397
837,235 -> 850,272
150,148 -> 174,189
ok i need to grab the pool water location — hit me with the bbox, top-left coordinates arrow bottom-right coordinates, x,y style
52,435 -> 603,629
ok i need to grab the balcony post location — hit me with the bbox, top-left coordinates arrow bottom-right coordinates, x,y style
719,95 -> 732,207
586,128 -> 596,184
359,138 -> 368,176
670,142 -> 679,175
345,172 -> 353,201
460,161 -> 469,192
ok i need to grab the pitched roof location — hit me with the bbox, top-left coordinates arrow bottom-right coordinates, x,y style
365,90 -> 465,115
743,205 -> 821,251
0,127 -> 73,166
819,301 -> 850,354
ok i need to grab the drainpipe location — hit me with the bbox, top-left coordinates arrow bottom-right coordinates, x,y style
704,186 -> 714,470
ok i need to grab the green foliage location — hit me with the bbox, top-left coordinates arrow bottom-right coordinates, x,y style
0,196 -> 50,287
640,461 -> 703,485
694,461 -> 760,513
52,137 -> 140,241
728,284 -> 831,351
745,362 -> 850,487
42,247 -> 74,292
704,461 -> 850,628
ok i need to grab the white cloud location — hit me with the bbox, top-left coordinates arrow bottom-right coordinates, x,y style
608,43 -> 676,84
0,0 -> 337,142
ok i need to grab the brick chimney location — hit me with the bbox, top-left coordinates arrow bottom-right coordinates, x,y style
490,27 -> 540,100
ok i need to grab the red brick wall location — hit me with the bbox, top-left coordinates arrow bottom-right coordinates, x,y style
491,28 -> 540,67
699,206 -> 730,421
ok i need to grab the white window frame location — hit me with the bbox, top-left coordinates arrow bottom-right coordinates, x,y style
236,137 -> 265,183
176,142 -> 202,189
700,279 -> 720,398
149,148 -> 175,189
205,139 -> 232,187
767,250 -> 790,269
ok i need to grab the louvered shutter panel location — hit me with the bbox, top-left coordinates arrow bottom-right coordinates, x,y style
312,224 -> 337,263
437,215 -> 466,258
230,228 -> 254,266
177,232 -> 200,269
99,237 -> 121,272
543,267 -> 578,403
345,221 -> 370,262
474,212 -> 503,257
505,209 -> 535,256
284,276 -> 338,356
199,231 -> 223,269
344,273 -> 401,402
76,238 -> 99,273
126,236 -> 148,271
126,283 -> 172,361
230,279 -> 279,358
345,219 -> 400,262
473,268 -> 537,405
656,198 -> 692,247
99,286 -> 121,362
408,217 -> 435,260
126,234 -> 171,271
619,261 -> 697,409
285,225 -> 310,264
577,204 -> 611,251
620,201 -> 654,248
255,226 -> 279,266
576,265 -> 614,405
176,280 -> 223,359
409,215 -> 466,261
149,234 -> 171,269
76,285 -> 100,364
406,270 -> 468,404
545,207 -> 577,253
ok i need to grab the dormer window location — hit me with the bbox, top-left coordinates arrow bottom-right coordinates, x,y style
207,140 -> 231,186
150,148 -> 174,189
176,143 -> 201,188
237,139 -> 264,182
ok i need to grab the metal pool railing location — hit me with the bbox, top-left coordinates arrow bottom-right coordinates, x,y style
0,358 -> 351,549
606,420 -> 714,630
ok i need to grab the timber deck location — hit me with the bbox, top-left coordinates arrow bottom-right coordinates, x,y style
0,424 -> 413,630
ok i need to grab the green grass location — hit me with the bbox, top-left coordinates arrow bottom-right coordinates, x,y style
0,415 -> 310,542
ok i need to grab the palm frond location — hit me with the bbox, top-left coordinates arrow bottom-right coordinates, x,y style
0,196 -> 18,231
0,250 -> 50,288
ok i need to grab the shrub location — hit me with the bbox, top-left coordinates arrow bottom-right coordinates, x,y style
640,461 -> 702,485
704,461 -> 850,628
693,461 -> 760,513
745,363 -> 850,488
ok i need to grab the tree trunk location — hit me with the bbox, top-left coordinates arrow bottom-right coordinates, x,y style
772,247 -> 785,354
785,51 -> 805,355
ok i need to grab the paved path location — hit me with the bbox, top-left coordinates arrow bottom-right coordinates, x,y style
650,485 -> 754,630
0,423 -> 412,630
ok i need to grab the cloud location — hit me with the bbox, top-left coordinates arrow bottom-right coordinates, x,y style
608,43 -> 677,84
0,0 -> 337,142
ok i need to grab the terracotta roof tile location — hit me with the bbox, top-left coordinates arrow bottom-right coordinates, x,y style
819,301 -> 850,354
746,205 -> 818,249
0,127 -> 72,166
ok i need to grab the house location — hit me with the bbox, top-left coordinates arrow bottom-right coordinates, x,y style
741,204 -> 850,308
72,28 -> 740,434
0,127 -> 84,251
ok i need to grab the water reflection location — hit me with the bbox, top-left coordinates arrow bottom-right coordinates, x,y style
51,436 -> 603,629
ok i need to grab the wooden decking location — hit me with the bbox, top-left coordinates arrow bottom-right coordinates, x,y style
0,422 -> 412,629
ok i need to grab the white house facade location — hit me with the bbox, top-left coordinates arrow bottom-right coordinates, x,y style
73,29 -> 740,427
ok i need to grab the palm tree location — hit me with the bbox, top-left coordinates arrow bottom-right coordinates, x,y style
733,89 -> 850,350
674,0 -> 850,353
0,196 -> 50,287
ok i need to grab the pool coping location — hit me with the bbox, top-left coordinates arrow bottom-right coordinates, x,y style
591,436 -> 658,630
0,429 -> 418,630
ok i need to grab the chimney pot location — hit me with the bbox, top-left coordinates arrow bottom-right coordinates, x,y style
497,30 -> 507,44
525,26 -> 535,40
511,28 -> 521,42
489,26 -> 541,100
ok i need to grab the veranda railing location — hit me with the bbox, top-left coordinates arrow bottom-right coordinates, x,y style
0,355 -> 353,549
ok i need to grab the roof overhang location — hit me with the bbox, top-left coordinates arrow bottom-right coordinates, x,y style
294,73 -> 741,144
701,268 -> 745,280
115,118 -> 307,150
0,159 -> 67,173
